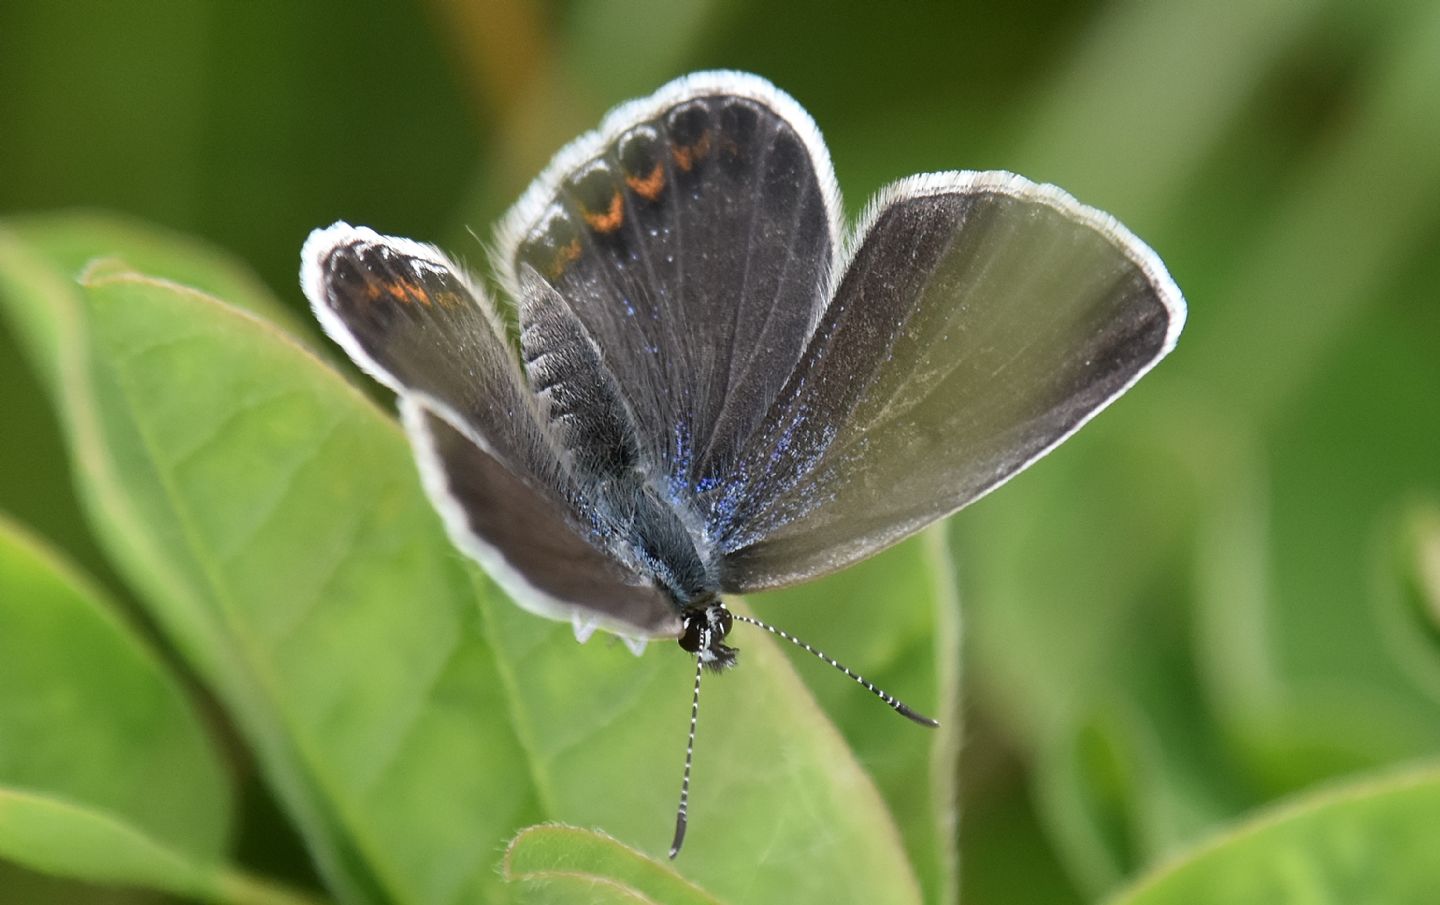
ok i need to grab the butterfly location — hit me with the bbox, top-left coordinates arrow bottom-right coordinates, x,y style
301,70 -> 1185,856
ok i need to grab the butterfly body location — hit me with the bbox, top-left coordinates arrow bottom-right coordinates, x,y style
303,70 -> 1183,645
520,288 -> 755,670
302,70 -> 1185,853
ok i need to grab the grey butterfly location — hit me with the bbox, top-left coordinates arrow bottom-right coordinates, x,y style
301,70 -> 1185,856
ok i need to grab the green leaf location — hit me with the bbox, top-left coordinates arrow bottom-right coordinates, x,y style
1036,698 -> 1247,897
480,590 -> 923,902
0,513 -> 230,880
0,788 -> 326,905
751,528 -> 961,905
0,223 -> 927,904
503,825 -> 723,905
8,212 -> 298,330
0,226 -> 538,905
0,790 -> 320,905
1108,763 -> 1440,905
0,789 -> 214,898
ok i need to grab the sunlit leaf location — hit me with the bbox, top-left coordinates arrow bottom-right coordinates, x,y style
1109,763 -> 1440,905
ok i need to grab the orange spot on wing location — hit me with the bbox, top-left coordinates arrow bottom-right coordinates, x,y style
626,162 -> 666,201
383,280 -> 432,306
549,238 -> 583,278
582,191 -> 625,234
671,130 -> 712,172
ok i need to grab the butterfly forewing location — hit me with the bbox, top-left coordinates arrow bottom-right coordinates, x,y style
497,73 -> 839,499
714,173 -> 1185,591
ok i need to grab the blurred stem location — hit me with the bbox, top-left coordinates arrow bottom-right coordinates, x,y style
420,0 -> 550,123
427,0 -> 722,252
422,0 -> 594,248
422,0 -> 578,207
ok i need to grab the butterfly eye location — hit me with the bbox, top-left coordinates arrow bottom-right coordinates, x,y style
677,613 -> 706,654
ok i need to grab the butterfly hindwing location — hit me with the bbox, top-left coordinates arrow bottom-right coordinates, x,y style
403,398 -> 680,637
713,172 -> 1186,591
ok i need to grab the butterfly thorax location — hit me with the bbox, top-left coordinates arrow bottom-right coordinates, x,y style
607,478 -> 717,604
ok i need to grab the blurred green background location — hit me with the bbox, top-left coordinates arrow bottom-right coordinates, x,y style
3,0 -> 1439,903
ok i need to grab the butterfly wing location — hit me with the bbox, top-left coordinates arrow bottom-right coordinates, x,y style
496,71 -> 840,498
401,398 -> 679,639
301,224 -> 680,638
710,172 -> 1187,591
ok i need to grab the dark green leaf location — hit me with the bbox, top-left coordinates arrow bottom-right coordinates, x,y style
0,515 -> 229,891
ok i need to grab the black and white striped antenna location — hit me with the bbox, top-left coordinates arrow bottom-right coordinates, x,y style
669,656 -> 705,858
668,608 -> 937,858
733,613 -> 940,728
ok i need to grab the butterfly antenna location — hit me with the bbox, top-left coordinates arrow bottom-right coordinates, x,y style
669,655 -> 705,859
732,614 -> 939,727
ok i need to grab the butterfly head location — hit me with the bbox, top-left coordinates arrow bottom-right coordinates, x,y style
678,601 -> 737,673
